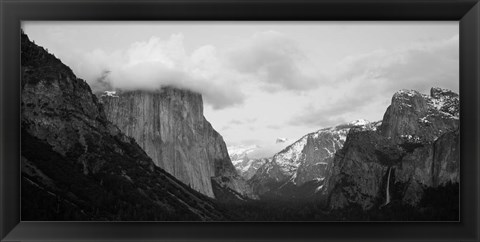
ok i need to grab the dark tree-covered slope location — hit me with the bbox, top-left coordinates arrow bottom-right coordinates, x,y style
21,32 -> 229,221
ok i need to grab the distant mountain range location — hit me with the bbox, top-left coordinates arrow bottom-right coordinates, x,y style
228,145 -> 270,180
21,31 -> 459,221
248,119 -> 381,199
245,87 -> 458,215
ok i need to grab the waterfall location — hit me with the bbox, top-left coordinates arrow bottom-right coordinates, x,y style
385,167 -> 392,205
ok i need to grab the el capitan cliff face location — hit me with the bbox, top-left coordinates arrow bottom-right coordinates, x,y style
101,89 -> 256,199
21,32 -> 227,221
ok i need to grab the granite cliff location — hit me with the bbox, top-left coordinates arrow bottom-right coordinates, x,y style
248,120 -> 378,199
323,88 -> 459,211
100,89 -> 256,200
228,145 -> 269,180
247,87 -> 459,217
19,30 -> 459,220
21,32 -> 228,221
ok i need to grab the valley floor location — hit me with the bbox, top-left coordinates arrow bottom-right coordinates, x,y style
216,182 -> 459,221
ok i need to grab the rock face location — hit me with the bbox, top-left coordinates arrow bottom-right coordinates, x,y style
233,157 -> 270,180
228,145 -> 269,180
393,129 -> 460,205
100,90 -> 256,199
323,88 -> 459,210
323,129 -> 400,209
20,32 -> 227,221
249,120 -> 378,198
380,88 -> 459,143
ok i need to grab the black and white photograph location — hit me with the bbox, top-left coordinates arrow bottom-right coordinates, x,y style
20,21 -> 460,221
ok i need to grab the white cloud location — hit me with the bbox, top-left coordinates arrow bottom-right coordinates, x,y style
72,31 -> 328,110
74,34 -> 245,110
72,31 -> 327,110
276,137 -> 288,143
226,31 -> 321,92
22,22 -> 459,158
290,34 -> 459,128
333,34 -> 459,93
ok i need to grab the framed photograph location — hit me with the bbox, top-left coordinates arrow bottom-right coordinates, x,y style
1,0 -> 479,241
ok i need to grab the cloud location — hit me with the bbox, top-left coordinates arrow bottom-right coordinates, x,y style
289,100 -> 354,128
334,34 -> 459,93
228,120 -> 244,125
74,34 -> 245,110
266,124 -> 281,130
290,35 -> 459,128
49,31 -> 326,109
226,31 -> 320,92
276,137 -> 288,143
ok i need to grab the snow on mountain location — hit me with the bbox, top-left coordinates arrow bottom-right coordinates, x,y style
102,90 -> 119,98
325,87 -> 459,210
425,87 -> 459,119
236,157 -> 271,180
394,88 -> 458,120
273,119 -> 373,176
228,145 -> 259,163
273,136 -> 308,174
382,87 -> 459,144
250,120 -> 377,196
348,119 -> 370,126
227,145 -> 270,180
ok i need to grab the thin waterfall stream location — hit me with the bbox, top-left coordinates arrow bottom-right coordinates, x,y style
385,167 -> 392,205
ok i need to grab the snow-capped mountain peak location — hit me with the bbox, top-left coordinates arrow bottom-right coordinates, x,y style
428,87 -> 459,118
102,90 -> 119,98
228,145 -> 259,158
381,87 -> 459,143
348,119 -> 370,126
250,119 -> 378,194
228,144 -> 269,180
272,120 -> 375,174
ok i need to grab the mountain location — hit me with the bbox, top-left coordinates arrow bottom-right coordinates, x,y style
228,145 -> 270,180
19,30 -> 459,221
228,145 -> 260,162
20,32 -> 229,221
233,158 -> 270,180
323,88 -> 459,212
380,88 -> 459,143
100,89 -> 257,200
249,119 -> 380,199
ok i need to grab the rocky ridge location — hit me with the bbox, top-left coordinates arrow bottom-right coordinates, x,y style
21,32 -> 228,221
323,88 -> 459,210
228,145 -> 270,180
249,120 -> 380,198
233,157 -> 270,180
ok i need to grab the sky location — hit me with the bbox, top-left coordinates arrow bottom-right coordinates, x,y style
22,21 -> 459,158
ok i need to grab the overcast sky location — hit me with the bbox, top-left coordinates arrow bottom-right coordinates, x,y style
22,21 -> 459,158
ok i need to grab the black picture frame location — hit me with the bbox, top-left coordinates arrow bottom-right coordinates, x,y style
1,0 -> 479,241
